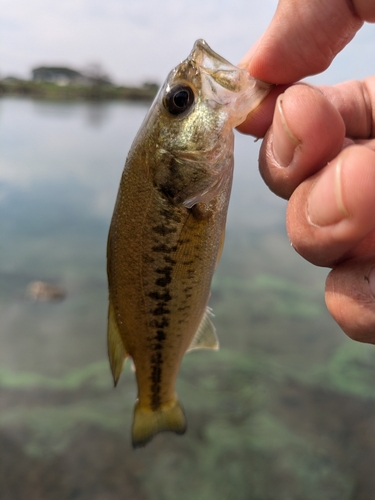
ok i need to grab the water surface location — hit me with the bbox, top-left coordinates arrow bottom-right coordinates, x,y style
1,97 -> 375,500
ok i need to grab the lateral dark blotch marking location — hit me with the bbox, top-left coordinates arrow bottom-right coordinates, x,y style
148,290 -> 172,302
156,329 -> 166,341
150,318 -> 169,328
152,305 -> 170,316
182,260 -> 194,266
153,343 -> 163,350
152,224 -> 178,235
150,351 -> 162,368
158,157 -> 187,203
183,286 -> 193,292
150,352 -> 163,409
154,266 -> 173,287
155,266 -> 173,274
164,256 -> 177,265
160,185 -> 176,201
159,208 -> 181,223
152,244 -> 177,253
156,277 -> 172,287
163,291 -> 172,302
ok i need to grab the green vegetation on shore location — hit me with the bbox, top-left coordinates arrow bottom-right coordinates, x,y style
0,79 -> 159,101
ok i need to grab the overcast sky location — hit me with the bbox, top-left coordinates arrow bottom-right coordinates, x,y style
2,0 -> 375,86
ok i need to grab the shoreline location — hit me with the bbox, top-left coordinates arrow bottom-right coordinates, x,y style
0,80 -> 158,102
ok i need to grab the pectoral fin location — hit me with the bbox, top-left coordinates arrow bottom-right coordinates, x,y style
107,301 -> 128,386
187,307 -> 219,352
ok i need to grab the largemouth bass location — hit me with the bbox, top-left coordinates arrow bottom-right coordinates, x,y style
107,39 -> 271,448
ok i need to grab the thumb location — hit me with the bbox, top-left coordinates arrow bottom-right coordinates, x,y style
326,258 -> 375,344
241,0 -> 366,84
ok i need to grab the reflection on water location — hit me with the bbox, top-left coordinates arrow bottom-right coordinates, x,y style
1,97 -> 375,499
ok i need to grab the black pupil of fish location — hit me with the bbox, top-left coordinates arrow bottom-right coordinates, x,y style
165,86 -> 194,115
174,91 -> 189,108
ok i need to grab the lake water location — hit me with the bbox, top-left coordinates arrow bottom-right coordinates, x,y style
1,97 -> 375,499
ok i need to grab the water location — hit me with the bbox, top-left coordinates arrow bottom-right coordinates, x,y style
1,97 -> 375,499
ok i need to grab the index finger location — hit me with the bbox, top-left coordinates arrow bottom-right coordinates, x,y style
239,76 -> 375,139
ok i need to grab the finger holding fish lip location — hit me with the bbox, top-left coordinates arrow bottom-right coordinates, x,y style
257,84 -> 346,200
236,84 -> 287,138
236,0 -> 375,344
252,78 -> 375,269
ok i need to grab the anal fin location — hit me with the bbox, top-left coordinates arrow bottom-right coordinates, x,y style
107,301 -> 128,386
132,398 -> 186,448
187,307 -> 219,352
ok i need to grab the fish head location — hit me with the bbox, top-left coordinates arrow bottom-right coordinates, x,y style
142,39 -> 271,208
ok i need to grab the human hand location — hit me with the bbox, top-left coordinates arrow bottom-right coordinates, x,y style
238,0 -> 375,343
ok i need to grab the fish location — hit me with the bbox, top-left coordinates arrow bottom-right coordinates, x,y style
107,39 -> 271,448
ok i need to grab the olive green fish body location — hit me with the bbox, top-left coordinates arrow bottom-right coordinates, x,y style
108,155 -> 231,396
107,40 -> 271,447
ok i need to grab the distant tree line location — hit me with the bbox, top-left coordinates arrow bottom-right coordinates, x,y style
0,64 -> 159,101
31,64 -> 112,87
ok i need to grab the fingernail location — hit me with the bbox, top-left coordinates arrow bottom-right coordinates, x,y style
369,267 -> 375,298
308,157 -> 350,227
272,95 -> 300,167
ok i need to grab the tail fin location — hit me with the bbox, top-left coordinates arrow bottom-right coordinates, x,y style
132,398 -> 187,448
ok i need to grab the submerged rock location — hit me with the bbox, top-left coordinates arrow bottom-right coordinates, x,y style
26,281 -> 66,302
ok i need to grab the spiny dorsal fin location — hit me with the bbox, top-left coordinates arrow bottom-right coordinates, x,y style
108,301 -> 128,386
187,307 -> 219,352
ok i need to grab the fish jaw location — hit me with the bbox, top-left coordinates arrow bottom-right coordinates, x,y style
187,39 -> 272,127
162,39 -> 272,129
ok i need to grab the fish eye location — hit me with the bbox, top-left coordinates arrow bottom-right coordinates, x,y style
164,85 -> 194,116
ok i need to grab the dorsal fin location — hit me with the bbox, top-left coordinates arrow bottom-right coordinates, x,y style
187,307 -> 219,352
108,301 -> 129,386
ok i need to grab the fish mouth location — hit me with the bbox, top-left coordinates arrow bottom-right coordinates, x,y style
187,39 -> 272,124
189,39 -> 246,93
164,39 -> 271,126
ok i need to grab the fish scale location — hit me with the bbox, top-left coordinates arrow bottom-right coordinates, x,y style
107,39 -> 271,447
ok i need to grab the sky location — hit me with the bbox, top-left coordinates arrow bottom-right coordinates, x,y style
2,0 -> 375,86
